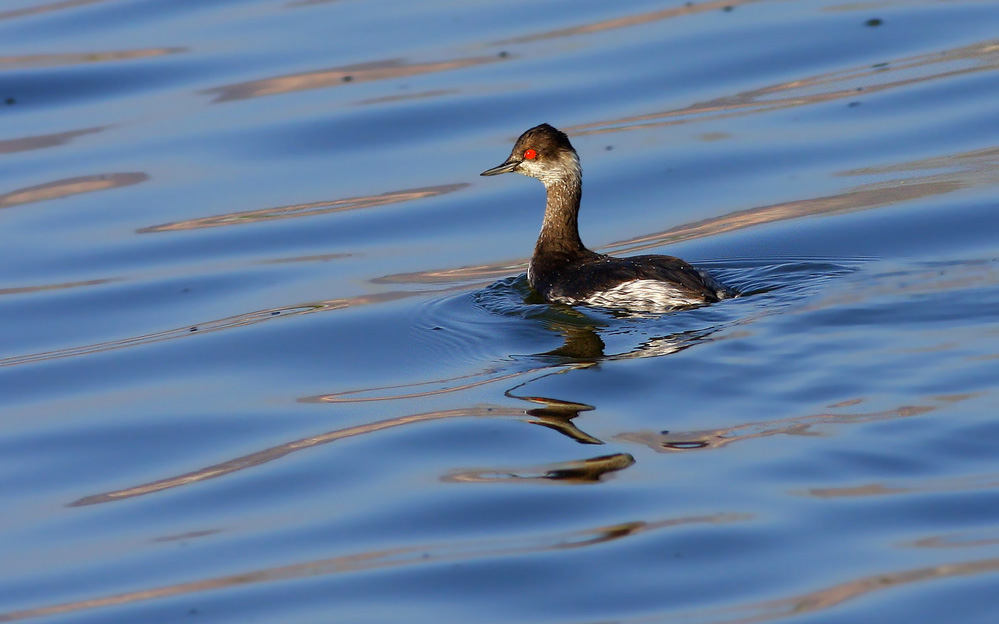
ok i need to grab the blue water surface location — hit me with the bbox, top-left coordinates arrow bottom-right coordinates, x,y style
2,1 -> 999,622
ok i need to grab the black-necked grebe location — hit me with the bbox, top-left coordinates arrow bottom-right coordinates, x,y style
481,123 -> 735,314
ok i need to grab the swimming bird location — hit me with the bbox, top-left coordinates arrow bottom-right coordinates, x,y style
481,123 -> 734,314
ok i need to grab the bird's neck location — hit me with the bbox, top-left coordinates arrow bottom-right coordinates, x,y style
534,162 -> 585,257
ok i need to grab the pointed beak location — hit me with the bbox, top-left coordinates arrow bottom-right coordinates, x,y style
480,159 -> 520,176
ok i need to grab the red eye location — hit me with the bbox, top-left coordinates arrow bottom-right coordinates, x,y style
523,149 -> 537,160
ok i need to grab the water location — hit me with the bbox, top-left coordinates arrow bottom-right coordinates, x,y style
2,0 -> 999,622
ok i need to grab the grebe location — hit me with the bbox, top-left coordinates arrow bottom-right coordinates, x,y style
481,123 -> 735,314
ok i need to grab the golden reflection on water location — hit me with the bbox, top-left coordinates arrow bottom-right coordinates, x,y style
574,143 -> 999,258
138,183 -> 467,232
356,88 -> 457,105
0,0 -> 111,21
493,0 -> 764,45
204,56 -> 505,103
906,531 -> 999,549
0,173 -> 147,209
0,288 -> 457,369
70,404 -> 524,506
798,470 -> 999,499
841,145 -> 999,176
0,512 -> 746,623
632,557 -> 999,624
72,367 -> 617,504
569,39 -> 999,136
0,126 -> 107,154
0,183 -> 475,367
258,252 -> 351,264
604,180 -> 961,257
615,400 -> 954,453
0,277 -> 118,296
0,48 -> 184,69
73,363 -> 607,505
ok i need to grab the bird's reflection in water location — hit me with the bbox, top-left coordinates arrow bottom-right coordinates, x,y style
444,453 -> 635,485
516,305 -> 726,448
534,302 -> 720,362
464,364 -> 615,482
449,305 -> 725,483
510,393 -> 602,445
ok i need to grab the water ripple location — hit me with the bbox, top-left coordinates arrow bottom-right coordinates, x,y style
138,184 -> 467,232
0,513 -> 748,623
0,126 -> 107,154
204,56 -> 508,103
569,39 -> 999,135
0,173 -> 147,209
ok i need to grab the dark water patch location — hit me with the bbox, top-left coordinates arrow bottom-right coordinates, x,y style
472,274 -> 558,320
0,58 -> 202,110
